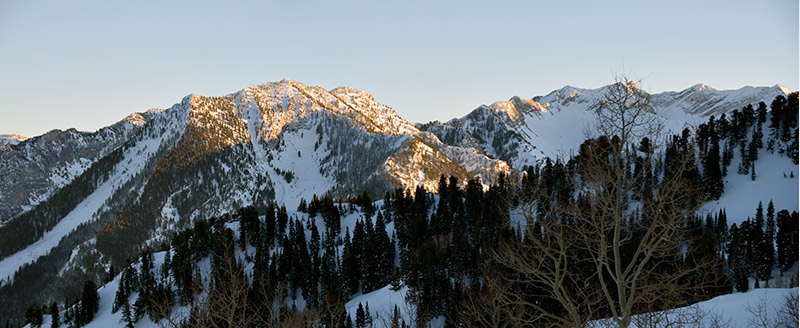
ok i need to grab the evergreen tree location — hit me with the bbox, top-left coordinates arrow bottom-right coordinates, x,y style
703,125 -> 724,199
431,175 -> 451,235
277,205 -> 289,236
79,280 -> 99,325
298,198 -> 308,212
373,211 -> 395,288
409,185 -> 429,251
365,302 -> 373,327
63,299 -> 73,327
112,276 -> 128,313
356,302 -> 366,328
341,230 -> 359,295
321,197 -> 341,238
120,303 -> 134,328
777,209 -> 799,272
764,201 -> 776,277
715,209 -> 728,256
345,314 -> 354,328
49,302 -> 59,328
748,130 -> 759,180
358,190 -> 375,218
106,265 -> 116,284
753,202 -> 772,283
727,223 -> 749,292
24,303 -> 43,328
309,220 -> 322,293
238,205 -> 261,248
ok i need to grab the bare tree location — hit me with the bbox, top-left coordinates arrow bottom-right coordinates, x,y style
623,303 -> 731,328
455,268 -> 523,328
774,290 -> 799,328
589,76 -> 664,143
491,77 -> 726,328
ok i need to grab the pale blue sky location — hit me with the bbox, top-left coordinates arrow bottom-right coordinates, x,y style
1,0 -> 797,137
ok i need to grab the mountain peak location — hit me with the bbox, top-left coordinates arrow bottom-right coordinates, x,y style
487,96 -> 548,120
689,83 -> 717,92
0,134 -> 27,146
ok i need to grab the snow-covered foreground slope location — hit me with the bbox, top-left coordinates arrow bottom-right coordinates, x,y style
599,287 -> 800,328
30,270 -> 799,328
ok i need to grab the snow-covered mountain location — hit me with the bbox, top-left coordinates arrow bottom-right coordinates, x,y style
0,79 -> 508,299
0,122 -> 143,225
0,134 -> 28,146
0,79 -> 795,323
420,83 -> 790,169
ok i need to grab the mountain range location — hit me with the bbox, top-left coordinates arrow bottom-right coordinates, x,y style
0,79 -> 795,323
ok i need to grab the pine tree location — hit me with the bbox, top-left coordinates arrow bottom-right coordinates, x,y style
112,277 -> 128,313
703,126 -> 724,199
715,209 -> 728,256
431,175 -> 451,235
391,305 -> 401,328
409,186 -> 429,251
356,302 -> 366,328
373,211 -> 395,288
753,203 -> 772,283
63,299 -> 73,327
764,200 -> 776,278
49,302 -> 59,328
321,197 -> 341,238
278,205 -> 289,236
264,203 -> 276,246
25,303 -> 43,328
365,302 -> 373,327
727,223 -> 749,292
777,210 -> 799,272
298,198 -> 308,212
79,280 -> 99,325
106,265 -> 116,284
748,130 -> 759,180
345,314 -> 354,328
341,230 -> 359,295
120,303 -> 134,328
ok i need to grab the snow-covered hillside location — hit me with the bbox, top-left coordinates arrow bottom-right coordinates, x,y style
421,83 -> 790,169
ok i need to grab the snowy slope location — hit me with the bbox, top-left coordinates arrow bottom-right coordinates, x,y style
702,144 -> 799,223
0,100 -> 191,284
422,83 -> 791,169
608,287 -> 800,328
0,120 -> 145,224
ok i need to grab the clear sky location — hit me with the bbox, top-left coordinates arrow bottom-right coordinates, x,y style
1,0 -> 797,137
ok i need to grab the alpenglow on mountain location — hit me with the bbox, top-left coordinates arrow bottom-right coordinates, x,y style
0,79 -> 795,323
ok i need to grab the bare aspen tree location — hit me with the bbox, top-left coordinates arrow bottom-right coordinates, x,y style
492,77 -> 725,328
455,267 -> 523,328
